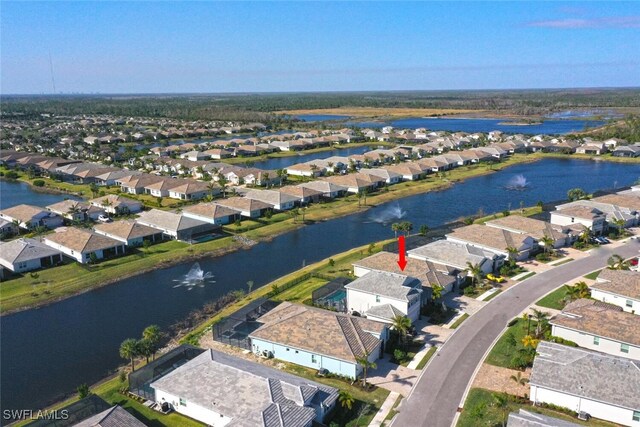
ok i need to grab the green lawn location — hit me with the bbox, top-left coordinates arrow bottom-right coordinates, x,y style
536,287 -> 569,310
550,257 -> 574,266
584,270 -> 602,280
482,289 -> 502,302
485,318 -> 536,369
382,394 -> 403,426
450,313 -> 470,329
272,276 -> 329,304
415,346 -> 437,370
517,272 -> 536,281
458,388 -> 620,427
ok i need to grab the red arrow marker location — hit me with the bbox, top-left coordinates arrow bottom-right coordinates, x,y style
397,235 -> 407,271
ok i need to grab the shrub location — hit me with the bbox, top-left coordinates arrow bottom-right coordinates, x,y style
4,171 -> 19,180
393,349 -> 407,364
32,179 -> 45,187
464,286 -> 476,296
507,318 -> 518,327
535,253 -> 550,262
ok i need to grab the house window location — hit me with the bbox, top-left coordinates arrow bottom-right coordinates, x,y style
593,336 -> 600,345
375,295 -> 381,303
633,411 -> 640,422
311,354 -> 317,363
286,348 -> 290,351
626,299 -> 633,308
179,398 -> 186,406
621,343 -> 630,353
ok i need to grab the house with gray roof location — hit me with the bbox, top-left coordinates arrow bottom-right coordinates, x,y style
73,405 -> 146,427
529,341 -> 640,426
0,238 -> 63,273
250,302 -> 388,379
507,409 -> 581,427
43,227 -> 126,264
94,220 -> 163,246
446,224 -> 536,261
407,239 -> 502,275
136,209 -> 219,242
183,202 -> 240,225
0,204 -> 64,230
345,271 -> 422,323
298,181 -> 348,199
591,269 -> 640,313
244,190 -> 297,211
150,349 -> 337,427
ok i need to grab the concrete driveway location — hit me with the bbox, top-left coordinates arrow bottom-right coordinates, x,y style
367,354 -> 419,396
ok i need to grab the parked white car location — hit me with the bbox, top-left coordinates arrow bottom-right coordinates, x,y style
97,215 -> 112,223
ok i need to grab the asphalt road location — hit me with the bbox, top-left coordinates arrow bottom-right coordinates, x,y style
392,240 -> 640,427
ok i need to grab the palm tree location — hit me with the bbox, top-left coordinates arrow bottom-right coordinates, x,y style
531,309 -> 550,337
510,371 -> 529,386
207,182 -> 219,199
217,175 -> 229,198
355,351 -> 377,388
608,254 -> 630,270
138,339 -> 153,363
505,246 -> 518,267
539,234 -> 555,256
89,183 -> 100,198
67,203 -> 81,221
338,390 -> 355,410
491,392 -> 510,427
142,325 -> 162,360
579,226 -> 592,245
391,222 -> 401,238
466,262 -> 484,288
431,283 -> 444,302
391,315 -> 412,348
401,221 -> 413,237
119,338 -> 140,372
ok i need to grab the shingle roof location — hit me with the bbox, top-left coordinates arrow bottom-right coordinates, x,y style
250,302 -> 384,363
0,238 -> 61,264
447,224 -> 532,252
94,220 -> 159,241
530,341 -> 640,410
345,271 -> 422,302
592,269 -> 640,300
150,349 -> 337,427
551,298 -> 640,346
73,405 -> 146,427
44,227 -> 122,253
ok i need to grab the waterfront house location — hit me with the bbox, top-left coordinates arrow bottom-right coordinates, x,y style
249,302 -> 388,379
298,181 -> 348,199
323,174 -> 380,194
550,205 -> 607,235
285,163 -> 324,177
89,194 -> 142,215
93,169 -> 141,186
529,341 -> 640,426
94,220 -> 163,246
352,251 -> 460,301
179,150 -> 210,161
182,203 -> 240,225
549,299 -> 640,361
150,349 -> 337,427
0,218 -> 19,237
612,145 -> 640,158
0,238 -> 63,273
117,174 -> 165,195
71,405 -> 147,427
345,271 -> 423,323
46,200 -> 105,222
591,193 -> 640,228
244,190 -> 297,211
278,186 -> 324,205
407,240 -> 502,274
359,168 -> 402,184
136,209 -> 219,241
214,197 -> 272,218
384,163 -> 424,181
446,224 -> 536,261
0,204 -> 63,230
43,227 -> 126,264
485,215 -> 580,248
576,142 -> 607,155
591,269 -> 640,313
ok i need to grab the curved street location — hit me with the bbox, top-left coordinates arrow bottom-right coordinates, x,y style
392,239 -> 640,427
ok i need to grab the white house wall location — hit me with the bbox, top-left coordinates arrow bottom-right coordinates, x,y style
530,385 -> 639,427
153,388 -> 232,427
346,288 -> 420,322
591,289 -> 640,314
551,325 -> 640,361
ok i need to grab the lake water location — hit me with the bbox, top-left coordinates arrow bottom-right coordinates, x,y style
295,114 -> 350,122
347,117 -> 606,135
0,180 -> 81,209
1,159 -> 639,412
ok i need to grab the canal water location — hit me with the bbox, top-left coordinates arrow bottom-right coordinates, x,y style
1,159 -> 639,411
0,180 -> 81,209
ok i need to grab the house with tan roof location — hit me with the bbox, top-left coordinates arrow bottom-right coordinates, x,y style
591,269 -> 640,314
359,168 -> 402,184
214,197 -> 271,218
550,299 -> 640,361
446,224 -> 536,261
244,190 -> 297,211
249,302 -> 388,379
0,238 -> 63,274
0,204 -> 64,230
182,203 -> 240,225
485,215 -> 579,248
298,181 -> 348,199
94,220 -> 163,246
345,271 -> 423,323
167,180 -> 211,201
136,209 -> 219,241
352,251 -> 461,300
323,174 -> 381,194
550,204 -> 607,234
43,227 -> 126,263
46,199 -> 105,222
285,163 -> 324,177
407,239 -> 502,274
89,194 -> 142,215
117,174 -> 165,195
384,163 -> 424,181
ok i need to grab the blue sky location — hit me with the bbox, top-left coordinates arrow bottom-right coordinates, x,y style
1,1 -> 639,94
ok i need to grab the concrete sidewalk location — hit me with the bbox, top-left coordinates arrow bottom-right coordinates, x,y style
369,391 -> 400,427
